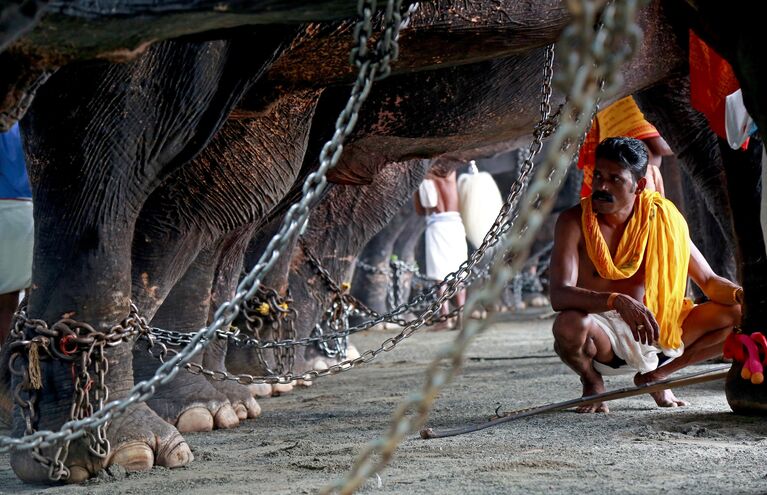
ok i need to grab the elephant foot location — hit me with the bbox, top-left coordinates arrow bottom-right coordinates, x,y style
271,381 -> 296,395
296,359 -> 329,387
11,402 -> 192,483
524,293 -> 550,308
199,339 -> 260,417
296,344 -> 362,388
470,309 -> 488,320
725,362 -> 767,415
211,380 -> 262,420
148,371 -> 239,432
347,344 -> 361,360
247,383 -> 274,398
134,351 -> 239,432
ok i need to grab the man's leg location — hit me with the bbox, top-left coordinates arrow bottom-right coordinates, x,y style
636,301 -> 739,406
552,310 -> 615,413
0,290 -> 20,345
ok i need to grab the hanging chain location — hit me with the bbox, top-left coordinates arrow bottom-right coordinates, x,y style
1,0 -> 416,455
322,1 -> 644,492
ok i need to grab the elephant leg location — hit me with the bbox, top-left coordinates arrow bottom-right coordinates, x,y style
351,203 -> 414,320
229,160 -> 429,378
205,224 -> 275,401
391,206 -> 426,317
680,167 -> 736,300
143,230 -> 271,429
292,160 -> 429,373
720,138 -> 767,414
131,90 -> 320,415
10,35 -> 291,482
136,243 -> 241,432
226,214 -> 300,396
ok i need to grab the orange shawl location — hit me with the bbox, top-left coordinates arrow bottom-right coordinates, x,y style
581,190 -> 693,350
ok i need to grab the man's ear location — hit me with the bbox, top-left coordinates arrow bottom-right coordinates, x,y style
635,176 -> 647,194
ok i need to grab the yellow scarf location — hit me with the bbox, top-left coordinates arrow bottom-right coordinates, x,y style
581,190 -> 693,350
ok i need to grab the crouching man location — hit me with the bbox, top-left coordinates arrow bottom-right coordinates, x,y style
549,137 -> 741,413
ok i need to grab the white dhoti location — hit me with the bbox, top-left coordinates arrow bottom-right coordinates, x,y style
0,199 -> 34,294
425,211 -> 468,281
590,310 -> 683,376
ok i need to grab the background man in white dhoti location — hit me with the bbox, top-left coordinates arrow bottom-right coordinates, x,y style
0,123 -> 34,345
414,163 -> 468,329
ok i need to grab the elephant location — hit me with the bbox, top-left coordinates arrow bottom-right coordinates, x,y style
7,34 -> 314,481
2,0 -> 767,484
351,203 -> 419,319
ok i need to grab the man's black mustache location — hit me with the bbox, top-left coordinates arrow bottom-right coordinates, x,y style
592,191 -> 614,203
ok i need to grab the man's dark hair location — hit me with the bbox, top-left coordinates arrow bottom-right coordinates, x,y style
595,136 -> 649,183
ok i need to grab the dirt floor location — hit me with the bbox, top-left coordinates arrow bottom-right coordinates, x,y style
2,313 -> 767,495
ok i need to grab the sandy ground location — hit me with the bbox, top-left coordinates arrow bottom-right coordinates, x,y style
2,314 -> 767,495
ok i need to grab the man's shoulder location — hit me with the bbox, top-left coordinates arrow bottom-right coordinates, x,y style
556,203 -> 583,228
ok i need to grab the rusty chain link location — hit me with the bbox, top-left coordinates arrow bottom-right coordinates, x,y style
322,0 -> 646,493
5,304 -> 147,477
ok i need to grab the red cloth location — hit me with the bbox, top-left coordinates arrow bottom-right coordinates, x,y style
689,30 -> 742,141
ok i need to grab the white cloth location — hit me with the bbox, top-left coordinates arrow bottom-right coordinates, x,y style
457,170 -> 503,249
418,179 -> 439,209
725,89 -> 757,150
0,199 -> 33,294
424,211 -> 468,280
590,310 -> 683,376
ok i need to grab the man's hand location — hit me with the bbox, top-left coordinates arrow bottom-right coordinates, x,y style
613,294 -> 660,345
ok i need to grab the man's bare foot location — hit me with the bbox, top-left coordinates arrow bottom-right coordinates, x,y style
634,372 -> 689,408
577,375 -> 609,413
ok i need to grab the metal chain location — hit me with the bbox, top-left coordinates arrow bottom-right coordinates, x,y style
355,257 -> 420,311
355,259 -> 392,276
0,0 -> 415,455
137,41 -> 558,386
241,287 -> 297,375
299,241 -> 355,358
5,305 -> 146,476
322,0 -> 645,492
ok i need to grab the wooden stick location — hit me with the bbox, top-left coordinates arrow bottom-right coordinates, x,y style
468,355 -> 559,362
420,366 -> 730,440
